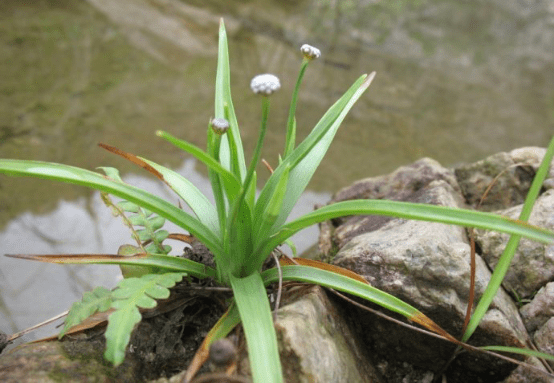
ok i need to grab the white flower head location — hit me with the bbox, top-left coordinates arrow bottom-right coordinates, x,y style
210,117 -> 229,135
250,74 -> 281,96
300,44 -> 321,60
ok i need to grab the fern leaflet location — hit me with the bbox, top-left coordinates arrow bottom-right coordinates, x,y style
99,167 -> 171,255
59,286 -> 113,338
104,272 -> 185,365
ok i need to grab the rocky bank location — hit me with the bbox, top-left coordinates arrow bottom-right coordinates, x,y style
1,147 -> 554,383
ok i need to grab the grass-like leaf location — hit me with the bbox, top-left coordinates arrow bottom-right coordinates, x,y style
230,273 -> 283,383
141,158 -> 220,236
156,131 -> 241,200
104,272 -> 185,365
59,286 -> 113,339
5,253 -> 216,279
480,345 -> 554,362
255,199 -> 554,260
462,135 -> 554,342
253,73 -> 375,240
215,20 -> 246,181
261,265 -> 458,344
0,160 -> 223,258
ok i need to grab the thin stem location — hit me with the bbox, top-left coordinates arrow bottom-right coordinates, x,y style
244,96 -> 270,193
223,97 -> 271,279
226,97 -> 270,231
207,124 -> 227,281
283,58 -> 309,158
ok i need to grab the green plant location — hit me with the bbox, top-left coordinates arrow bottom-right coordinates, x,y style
2,19 -> 554,382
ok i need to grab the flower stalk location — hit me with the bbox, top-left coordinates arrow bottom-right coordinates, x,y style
283,44 -> 321,158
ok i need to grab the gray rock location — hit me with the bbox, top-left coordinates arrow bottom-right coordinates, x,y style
473,190 -> 554,299
534,317 -> 554,370
325,158 -> 463,250
501,356 -> 551,383
321,158 -> 534,382
273,286 -> 382,383
520,282 -> 554,333
454,147 -> 553,212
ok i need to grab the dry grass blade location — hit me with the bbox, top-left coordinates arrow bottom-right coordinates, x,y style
167,233 -> 195,243
330,289 -> 554,380
279,256 -> 369,285
182,304 -> 241,383
5,253 -> 148,263
7,310 -> 69,342
98,142 -> 164,180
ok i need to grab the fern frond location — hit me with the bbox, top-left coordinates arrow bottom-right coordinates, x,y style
98,167 -> 171,254
104,272 -> 185,365
59,286 -> 113,339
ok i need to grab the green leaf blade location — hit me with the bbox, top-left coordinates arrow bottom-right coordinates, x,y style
0,160 -> 224,258
141,157 -> 220,235
147,216 -> 165,231
215,20 -> 246,180
255,199 -> 554,260
261,265 -> 418,319
156,131 -> 241,200
230,273 -> 283,383
480,345 -> 554,362
104,305 -> 142,366
254,72 -> 375,238
462,135 -> 554,342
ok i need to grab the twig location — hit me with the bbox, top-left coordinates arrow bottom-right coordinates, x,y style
8,310 -> 69,342
261,158 -> 274,174
329,289 -> 554,380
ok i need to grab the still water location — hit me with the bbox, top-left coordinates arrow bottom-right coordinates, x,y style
1,0 -> 553,345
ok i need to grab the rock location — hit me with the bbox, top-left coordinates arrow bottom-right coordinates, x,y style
0,291 -> 225,382
473,190 -> 554,299
320,157 -> 538,382
520,282 -> 554,333
534,317 -> 554,370
501,356 -> 551,383
323,158 -> 463,251
0,331 -> 8,354
239,285 -> 383,383
4,148 -> 554,383
0,339 -> 138,383
454,147 -> 553,212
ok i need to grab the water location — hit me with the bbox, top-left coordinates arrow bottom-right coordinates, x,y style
1,0 -> 553,345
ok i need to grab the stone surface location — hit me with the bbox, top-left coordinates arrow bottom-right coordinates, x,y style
534,317 -> 554,370
0,339 -> 138,383
473,190 -> 554,299
520,282 -> 554,334
501,356 -> 551,383
322,158 -> 463,251
4,148 -> 554,383
273,286 -> 382,383
454,147 -> 554,212
319,156 -> 541,382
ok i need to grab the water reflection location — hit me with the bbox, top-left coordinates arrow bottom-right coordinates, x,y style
0,159 -> 329,345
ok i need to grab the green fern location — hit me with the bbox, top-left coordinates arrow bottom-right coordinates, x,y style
99,167 -> 171,255
104,272 -> 185,365
59,286 -> 113,338
121,201 -> 171,254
